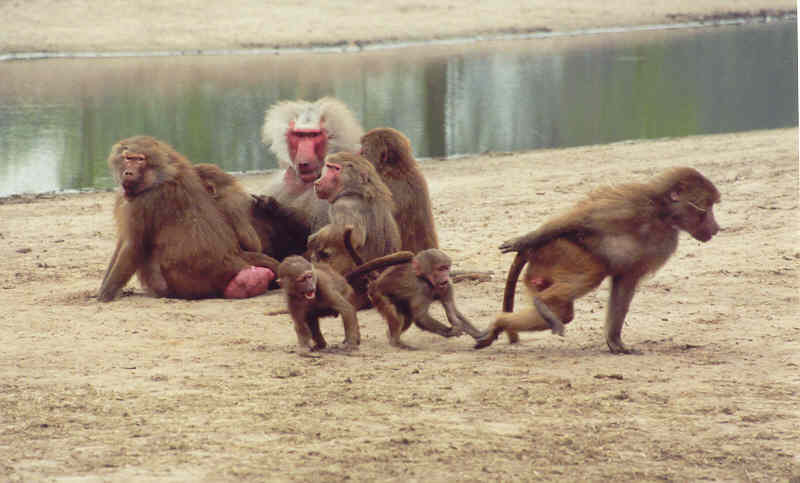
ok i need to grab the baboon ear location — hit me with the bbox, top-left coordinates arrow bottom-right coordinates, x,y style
381,148 -> 389,164
669,179 -> 691,202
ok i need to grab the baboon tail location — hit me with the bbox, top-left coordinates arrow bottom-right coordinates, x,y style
345,251 -> 414,283
502,251 -> 528,312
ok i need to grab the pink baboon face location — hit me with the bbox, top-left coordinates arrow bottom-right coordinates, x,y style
428,264 -> 451,290
286,120 -> 328,184
313,162 -> 342,200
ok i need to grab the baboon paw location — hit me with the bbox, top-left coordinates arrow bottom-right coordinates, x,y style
473,337 -> 494,350
607,340 -> 638,354
390,340 -> 417,350
340,341 -> 360,351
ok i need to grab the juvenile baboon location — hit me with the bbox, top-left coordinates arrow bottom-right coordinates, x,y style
99,136 -> 278,301
262,97 -> 364,231
277,256 -> 359,351
368,248 -> 483,349
194,163 -> 263,253
196,164 -> 310,261
360,127 -> 438,252
308,225 -> 415,309
475,167 -> 721,353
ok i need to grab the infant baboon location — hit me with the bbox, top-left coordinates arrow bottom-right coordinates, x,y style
277,256 -> 359,351
368,249 -> 482,349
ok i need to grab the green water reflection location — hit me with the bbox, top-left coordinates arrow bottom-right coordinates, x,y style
0,21 -> 795,196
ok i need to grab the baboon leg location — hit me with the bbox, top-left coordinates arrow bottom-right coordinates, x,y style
413,314 -> 460,337
370,288 -> 412,349
337,302 -> 361,348
308,318 -> 327,350
475,298 -> 573,349
606,274 -> 638,354
533,296 -> 565,336
292,320 -> 314,350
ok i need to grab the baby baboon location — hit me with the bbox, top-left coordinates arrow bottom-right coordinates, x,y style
476,167 -> 721,353
277,256 -> 359,351
368,249 -> 483,349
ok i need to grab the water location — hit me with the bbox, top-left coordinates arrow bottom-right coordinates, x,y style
0,21 -> 795,196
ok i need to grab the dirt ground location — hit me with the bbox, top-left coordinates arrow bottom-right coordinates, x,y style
0,0 -> 795,54
2,0 -> 799,481
0,127 -> 797,481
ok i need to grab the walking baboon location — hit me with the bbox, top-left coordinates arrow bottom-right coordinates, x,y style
476,167 -> 721,353
368,249 -> 483,349
277,256 -> 359,351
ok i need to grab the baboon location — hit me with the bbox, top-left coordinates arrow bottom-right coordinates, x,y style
195,164 -> 310,260
475,167 -> 721,353
368,248 -> 483,349
307,224 -> 365,275
262,97 -> 363,232
98,136 -> 278,301
277,256 -> 359,351
360,127 -> 438,252
251,195 -> 311,261
194,163 -> 263,253
308,224 -> 414,308
312,152 -> 402,274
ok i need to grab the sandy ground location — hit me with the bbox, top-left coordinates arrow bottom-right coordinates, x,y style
0,0 -> 795,54
0,127 -> 797,481
1,1 -> 799,481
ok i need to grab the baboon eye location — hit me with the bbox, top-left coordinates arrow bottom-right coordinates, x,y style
318,251 -> 330,260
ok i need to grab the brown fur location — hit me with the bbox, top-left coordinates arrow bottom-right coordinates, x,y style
250,195 -> 311,260
368,249 -> 483,349
311,152 -> 401,273
98,136 -> 279,301
360,127 -> 438,252
277,256 -> 359,351
477,167 -> 721,353
195,164 -> 310,261
194,163 -> 263,253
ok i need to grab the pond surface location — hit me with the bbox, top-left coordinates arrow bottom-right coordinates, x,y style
0,21 -> 796,196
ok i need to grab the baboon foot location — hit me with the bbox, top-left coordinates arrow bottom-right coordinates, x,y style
474,328 -> 501,349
